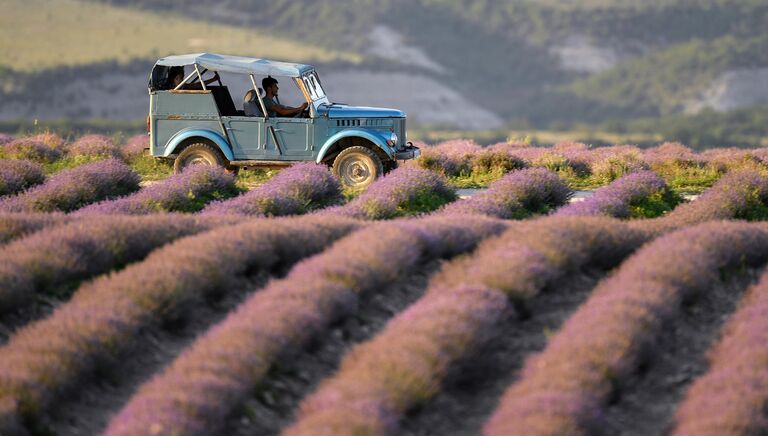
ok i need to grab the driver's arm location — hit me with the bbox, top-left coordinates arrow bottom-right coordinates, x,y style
272,102 -> 308,117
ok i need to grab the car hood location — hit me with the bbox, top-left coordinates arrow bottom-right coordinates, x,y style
320,104 -> 405,119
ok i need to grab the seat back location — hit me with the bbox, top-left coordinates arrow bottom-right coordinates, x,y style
208,86 -> 238,116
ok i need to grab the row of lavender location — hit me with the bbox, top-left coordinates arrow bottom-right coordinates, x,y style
0,133 -> 146,164
104,215 -> 509,435
283,167 -> 768,435
3,161 -> 765,432
88,172 -> 768,434
0,215 -> 363,434
417,139 -> 768,185
484,221 -> 768,435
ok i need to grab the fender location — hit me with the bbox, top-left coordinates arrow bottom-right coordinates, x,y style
316,129 -> 394,164
162,128 -> 235,161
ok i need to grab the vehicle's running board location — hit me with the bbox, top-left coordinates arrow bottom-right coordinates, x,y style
229,160 -> 298,168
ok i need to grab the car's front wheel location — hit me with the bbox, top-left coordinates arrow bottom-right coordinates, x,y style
174,142 -> 228,173
332,146 -> 384,189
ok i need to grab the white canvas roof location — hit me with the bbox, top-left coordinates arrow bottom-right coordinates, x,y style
154,53 -> 313,77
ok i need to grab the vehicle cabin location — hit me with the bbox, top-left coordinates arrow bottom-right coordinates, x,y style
148,53 -> 419,188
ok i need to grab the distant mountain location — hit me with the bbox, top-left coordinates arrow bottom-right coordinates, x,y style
3,0 -> 767,129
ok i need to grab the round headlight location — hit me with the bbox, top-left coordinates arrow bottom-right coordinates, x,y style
386,132 -> 398,146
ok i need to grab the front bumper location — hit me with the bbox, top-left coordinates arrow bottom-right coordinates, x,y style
394,143 -> 421,160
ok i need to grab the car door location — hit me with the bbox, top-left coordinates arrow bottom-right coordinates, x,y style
221,116 -> 264,159
265,117 -> 312,160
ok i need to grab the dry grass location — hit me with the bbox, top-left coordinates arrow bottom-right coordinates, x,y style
0,0 -> 362,72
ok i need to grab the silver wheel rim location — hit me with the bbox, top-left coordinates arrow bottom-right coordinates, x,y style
184,154 -> 215,167
338,154 -> 373,188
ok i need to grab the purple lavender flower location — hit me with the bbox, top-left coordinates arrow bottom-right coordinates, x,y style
0,134 -> 13,145
66,134 -> 121,158
417,140 -> 482,176
203,163 -> 341,216
0,214 -> 230,315
0,215 -> 360,427
77,164 -> 236,214
332,166 -> 456,219
0,213 -> 69,245
0,160 -> 45,196
672,269 -> 768,434
26,132 -> 65,149
557,170 -> 670,218
0,138 -> 62,163
102,215 -> 507,436
441,168 -> 571,218
484,221 -> 768,436
287,216 -> 651,436
0,158 -> 140,212
122,135 -> 149,160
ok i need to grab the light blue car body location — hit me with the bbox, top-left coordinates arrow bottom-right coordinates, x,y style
148,53 -> 419,167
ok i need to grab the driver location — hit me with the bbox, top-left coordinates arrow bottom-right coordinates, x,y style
262,76 -> 308,117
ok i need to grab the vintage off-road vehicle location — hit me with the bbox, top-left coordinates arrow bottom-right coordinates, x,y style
147,53 -> 419,188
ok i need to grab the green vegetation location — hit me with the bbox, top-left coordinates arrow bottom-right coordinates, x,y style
630,190 -> 683,218
0,0 -> 360,71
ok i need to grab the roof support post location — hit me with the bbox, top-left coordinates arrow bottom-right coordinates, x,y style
173,70 -> 198,91
250,74 -> 269,120
194,64 -> 207,91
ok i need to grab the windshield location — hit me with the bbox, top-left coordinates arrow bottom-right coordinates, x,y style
302,71 -> 327,101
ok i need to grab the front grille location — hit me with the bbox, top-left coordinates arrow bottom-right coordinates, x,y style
336,119 -> 361,127
395,118 -> 406,146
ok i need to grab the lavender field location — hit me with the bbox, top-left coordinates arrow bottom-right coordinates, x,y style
2,133 -> 768,435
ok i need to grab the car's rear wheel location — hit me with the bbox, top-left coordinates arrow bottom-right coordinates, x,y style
174,142 -> 228,173
332,146 -> 384,190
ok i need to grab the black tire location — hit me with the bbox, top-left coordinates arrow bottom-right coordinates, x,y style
173,142 -> 228,173
332,146 -> 384,189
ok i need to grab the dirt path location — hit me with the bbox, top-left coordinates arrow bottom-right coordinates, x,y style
600,269 -> 761,435
223,261 -> 442,436
398,269 -> 604,436
44,271 -> 273,436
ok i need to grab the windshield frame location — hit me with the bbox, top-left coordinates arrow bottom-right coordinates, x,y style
301,70 -> 330,106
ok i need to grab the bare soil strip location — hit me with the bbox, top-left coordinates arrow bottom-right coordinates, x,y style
397,269 -> 603,436
43,271 -> 276,436
599,269 -> 761,436
222,261 -> 442,436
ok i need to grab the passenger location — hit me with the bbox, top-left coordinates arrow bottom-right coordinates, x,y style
243,89 -> 263,116
168,67 -> 220,90
261,76 -> 308,118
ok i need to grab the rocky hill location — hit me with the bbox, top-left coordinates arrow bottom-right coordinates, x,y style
2,0 -> 767,130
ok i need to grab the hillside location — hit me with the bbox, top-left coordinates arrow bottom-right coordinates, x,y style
2,0 -> 767,134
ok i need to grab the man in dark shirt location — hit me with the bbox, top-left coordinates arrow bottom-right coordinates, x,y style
261,76 -> 308,118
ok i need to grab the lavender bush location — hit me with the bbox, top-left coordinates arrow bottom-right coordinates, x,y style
0,160 -> 45,196
556,170 -> 679,218
0,138 -> 62,163
0,215 -> 360,428
27,132 -> 65,149
417,140 -> 482,176
286,217 -> 651,435
203,163 -> 341,216
653,170 -> 768,230
672,267 -> 768,435
66,134 -> 121,158
330,166 -> 456,219
0,134 -> 13,145
77,165 -> 236,215
104,215 -> 508,436
122,134 -> 149,160
0,215 -> 235,316
0,158 -> 140,212
441,168 -> 571,218
484,222 -> 768,436
0,213 -> 69,245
